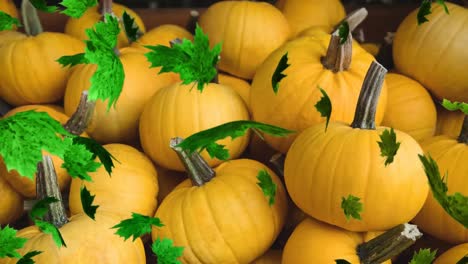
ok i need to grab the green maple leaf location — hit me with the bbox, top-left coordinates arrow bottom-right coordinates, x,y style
56,53 -> 88,67
377,128 -> 401,166
17,251 -> 42,264
0,11 -> 21,31
59,0 -> 97,18
72,136 -> 117,176
29,197 -> 60,220
271,52 -> 289,94
61,141 -> 102,181
441,99 -> 468,115
337,21 -> 349,44
257,170 -> 277,206
314,87 -> 332,132
0,226 -> 27,258
0,110 -> 72,179
417,0 -> 449,25
80,185 -> 99,220
152,238 -> 184,264
122,11 -> 142,43
341,195 -> 363,221
409,248 -> 437,264
29,0 -> 57,13
145,24 -> 221,92
112,213 -> 164,241
34,220 -> 66,248
175,120 -> 295,161
418,155 -> 468,228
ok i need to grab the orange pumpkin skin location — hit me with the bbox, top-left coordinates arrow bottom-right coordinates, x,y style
64,48 -> 180,144
0,105 -> 76,198
199,1 -> 290,80
69,144 -> 159,219
282,217 -> 391,264
139,82 -> 250,172
412,135 -> 468,244
435,104 -> 465,139
434,243 -> 468,264
284,122 -> 428,232
0,31 -> 26,46
0,212 -> 146,264
218,73 -> 251,110
0,174 -> 23,225
381,73 -> 437,141
0,0 -> 18,19
64,3 -> 145,49
152,159 -> 288,264
155,166 -> 186,203
250,35 -> 387,154
130,24 -> 193,52
0,33 -> 85,106
393,3 -> 468,102
251,249 -> 282,264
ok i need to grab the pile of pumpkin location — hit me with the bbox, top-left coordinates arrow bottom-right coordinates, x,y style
0,0 -> 466,263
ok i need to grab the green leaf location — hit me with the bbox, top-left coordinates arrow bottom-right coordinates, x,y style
417,0 -> 432,25
72,136 -> 117,176
0,11 -> 21,31
0,226 -> 27,258
112,213 -> 164,241
29,0 -> 58,13
34,220 -> 67,248
56,53 -> 88,68
59,0 -> 97,18
61,141 -> 102,181
256,170 -> 277,206
435,0 -> 449,14
314,87 -> 332,132
122,11 -> 141,43
409,248 -> 437,264
145,24 -> 221,92
457,256 -> 468,264
152,238 -> 184,264
335,260 -> 351,264
80,185 -> 99,220
271,52 -> 289,94
176,120 -> 295,161
17,251 -> 42,264
337,21 -> 349,44
441,99 -> 468,115
418,155 -> 468,228
341,195 -> 363,221
377,128 -> 401,166
0,110 -> 72,179
29,197 -> 60,220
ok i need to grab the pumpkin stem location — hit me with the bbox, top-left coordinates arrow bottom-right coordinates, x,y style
333,7 -> 368,33
170,137 -> 216,186
269,153 -> 285,179
321,30 -> 352,72
64,91 -> 96,136
21,0 -> 43,36
98,0 -> 113,16
186,10 -> 199,35
36,155 -> 69,228
458,115 -> 468,144
357,223 -> 422,264
350,61 -> 387,130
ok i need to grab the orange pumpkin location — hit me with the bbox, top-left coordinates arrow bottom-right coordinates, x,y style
218,72 -> 251,110
434,243 -> 468,264
130,24 -> 193,53
0,0 -> 18,20
0,174 -> 23,224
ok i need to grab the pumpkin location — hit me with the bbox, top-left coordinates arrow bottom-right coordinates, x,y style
68,144 -> 159,219
130,24 -> 193,52
251,249 -> 282,264
0,0 -> 18,20
218,72 -> 251,110
0,105 -> 76,198
64,47 -> 180,144
435,103 -> 465,139
361,42 -> 381,56
139,81 -> 250,171
65,2 -> 145,49
152,141 -> 288,264
250,30 -> 387,154
393,2 -> 468,102
0,31 -> 26,46
155,165 -> 186,203
434,243 -> 468,264
381,73 -> 437,141
199,1 -> 290,79
284,62 -> 428,232
0,174 -> 23,225
276,0 -> 346,37
411,116 -> 468,244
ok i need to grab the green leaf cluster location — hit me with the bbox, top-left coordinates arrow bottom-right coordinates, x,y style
152,238 -> 184,264
29,0 -> 96,18
0,11 -> 21,31
112,213 -> 164,242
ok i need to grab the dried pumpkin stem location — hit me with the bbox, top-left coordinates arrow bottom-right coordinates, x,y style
357,223 -> 422,264
333,7 -> 368,33
186,10 -> 199,35
321,30 -> 352,72
350,61 -> 387,130
64,91 -> 96,135
36,155 -> 69,228
269,153 -> 285,179
21,0 -> 43,36
458,115 -> 468,144
170,137 -> 215,186
99,0 -> 113,16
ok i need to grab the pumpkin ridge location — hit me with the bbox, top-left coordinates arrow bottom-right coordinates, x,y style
236,2 -> 247,77
179,187 -> 205,263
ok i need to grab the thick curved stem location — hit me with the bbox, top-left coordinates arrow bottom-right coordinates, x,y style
64,91 -> 95,136
358,223 -> 422,264
458,115 -> 468,144
36,155 -> 68,228
333,7 -> 369,33
21,0 -> 43,36
170,137 -> 215,186
350,61 -> 387,130
321,31 -> 353,72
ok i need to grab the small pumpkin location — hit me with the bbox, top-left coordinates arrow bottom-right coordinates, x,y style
435,103 -> 465,139
130,24 -> 193,53
381,73 -> 437,141
0,174 -> 23,225
433,243 -> 468,264
218,72 -> 251,110
199,1 -> 290,79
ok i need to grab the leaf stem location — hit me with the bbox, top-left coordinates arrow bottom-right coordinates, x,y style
170,137 -> 215,186
350,61 -> 387,130
458,115 -> 468,144
333,7 -> 368,33
36,155 -> 68,228
21,0 -> 43,36
321,30 -> 352,72
64,91 -> 96,135
357,223 -> 422,264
